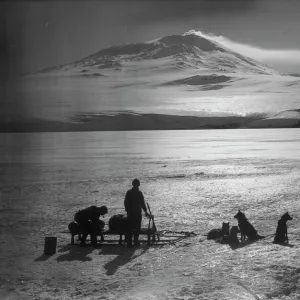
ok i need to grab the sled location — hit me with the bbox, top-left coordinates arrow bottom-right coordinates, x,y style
69,226 -> 160,246
66,228 -> 197,246
66,204 -> 196,246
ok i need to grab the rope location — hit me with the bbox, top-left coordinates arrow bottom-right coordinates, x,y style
237,281 -> 262,300
288,231 -> 300,235
158,230 -> 197,237
260,233 -> 275,240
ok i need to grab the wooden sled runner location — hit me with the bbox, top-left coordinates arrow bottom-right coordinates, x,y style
70,226 -> 160,246
67,228 -> 197,246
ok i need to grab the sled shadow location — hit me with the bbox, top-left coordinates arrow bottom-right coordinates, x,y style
35,245 -> 71,261
273,242 -> 294,248
56,245 -> 94,262
100,244 -> 149,276
58,245 -> 70,253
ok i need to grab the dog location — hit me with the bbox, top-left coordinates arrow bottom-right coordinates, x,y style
207,222 -> 230,240
108,214 -> 130,244
68,220 -> 105,245
234,210 -> 263,242
273,212 -> 293,244
68,221 -> 83,242
217,226 -> 240,245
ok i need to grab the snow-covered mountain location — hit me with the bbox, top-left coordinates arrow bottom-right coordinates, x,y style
39,32 -> 279,77
15,31 -> 300,130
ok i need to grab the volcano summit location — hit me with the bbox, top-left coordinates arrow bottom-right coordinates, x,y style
39,31 -> 279,77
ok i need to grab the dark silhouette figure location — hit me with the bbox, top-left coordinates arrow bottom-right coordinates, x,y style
234,210 -> 263,241
74,205 -> 108,246
273,212 -> 293,244
124,179 -> 150,248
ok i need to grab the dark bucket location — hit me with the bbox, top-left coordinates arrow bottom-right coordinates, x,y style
44,237 -> 57,255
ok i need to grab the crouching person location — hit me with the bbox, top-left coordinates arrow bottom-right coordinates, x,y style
124,179 -> 150,248
74,205 -> 108,246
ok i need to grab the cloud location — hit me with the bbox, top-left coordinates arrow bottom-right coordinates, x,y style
185,30 -> 300,74
129,0 -> 259,26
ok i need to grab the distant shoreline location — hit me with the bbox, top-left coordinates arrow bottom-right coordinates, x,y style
1,113 -> 299,133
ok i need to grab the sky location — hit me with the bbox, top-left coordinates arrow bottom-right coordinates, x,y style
3,0 -> 300,76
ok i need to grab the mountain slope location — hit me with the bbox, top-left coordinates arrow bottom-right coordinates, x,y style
38,32 -> 279,77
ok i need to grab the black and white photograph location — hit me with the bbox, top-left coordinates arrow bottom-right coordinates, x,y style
1,1 -> 300,299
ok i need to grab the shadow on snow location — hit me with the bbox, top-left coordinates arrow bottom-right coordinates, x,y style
55,245 -> 94,262
100,244 -> 150,276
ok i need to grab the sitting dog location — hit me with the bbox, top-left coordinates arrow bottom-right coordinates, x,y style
273,212 -> 293,244
217,226 -> 240,245
207,222 -> 230,240
234,210 -> 263,241
108,214 -> 130,244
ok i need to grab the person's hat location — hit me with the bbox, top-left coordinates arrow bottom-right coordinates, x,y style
132,178 -> 140,186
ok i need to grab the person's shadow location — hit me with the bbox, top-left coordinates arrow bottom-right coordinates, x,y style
56,244 -> 94,262
101,244 -> 149,276
34,254 -> 53,262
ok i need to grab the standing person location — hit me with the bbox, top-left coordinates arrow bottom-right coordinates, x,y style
124,179 -> 150,248
74,205 -> 108,246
